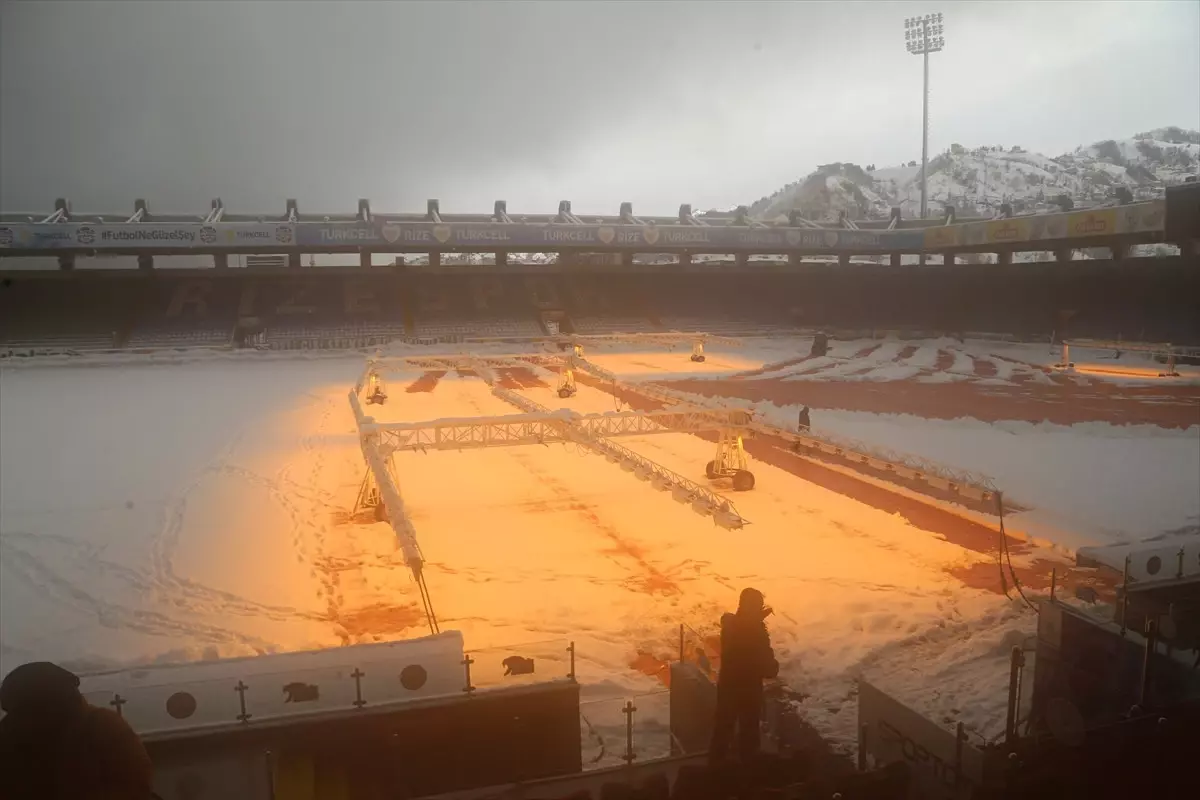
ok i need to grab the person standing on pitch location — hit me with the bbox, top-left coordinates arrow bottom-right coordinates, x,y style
792,406 -> 811,453
709,587 -> 779,762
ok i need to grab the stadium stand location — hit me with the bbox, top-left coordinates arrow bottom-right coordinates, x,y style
264,322 -> 406,350
0,277 -> 126,353
414,317 -> 543,338
410,274 -> 543,338
121,277 -> 240,349
572,316 -> 658,334
1,257 -> 1197,354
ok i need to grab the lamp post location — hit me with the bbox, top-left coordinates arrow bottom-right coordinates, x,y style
904,13 -> 945,220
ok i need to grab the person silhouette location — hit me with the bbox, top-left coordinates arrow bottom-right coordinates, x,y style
709,588 -> 779,762
0,661 -> 154,799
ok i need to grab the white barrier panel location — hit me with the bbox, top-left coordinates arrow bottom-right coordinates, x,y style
79,631 -> 465,738
1079,538 -> 1200,584
858,679 -> 983,800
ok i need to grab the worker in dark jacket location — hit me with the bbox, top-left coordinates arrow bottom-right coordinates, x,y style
792,406 -> 811,453
0,661 -> 155,800
709,588 -> 780,763
810,333 -> 829,358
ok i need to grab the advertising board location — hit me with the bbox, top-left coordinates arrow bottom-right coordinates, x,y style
858,679 -> 983,799
197,224 -> 295,247
0,223 -> 198,249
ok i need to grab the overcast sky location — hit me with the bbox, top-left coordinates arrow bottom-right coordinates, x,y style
1,0 -> 1197,216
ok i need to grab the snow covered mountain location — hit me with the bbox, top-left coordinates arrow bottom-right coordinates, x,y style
745,126 -> 1200,223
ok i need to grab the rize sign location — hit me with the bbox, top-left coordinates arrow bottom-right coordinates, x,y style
0,223 -> 295,250
858,680 -> 983,799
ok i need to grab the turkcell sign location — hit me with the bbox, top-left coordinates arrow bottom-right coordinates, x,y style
197,224 -> 296,247
295,224 -> 381,246
0,224 -> 78,249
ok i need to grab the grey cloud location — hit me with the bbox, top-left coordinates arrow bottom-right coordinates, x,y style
2,1 -> 1197,217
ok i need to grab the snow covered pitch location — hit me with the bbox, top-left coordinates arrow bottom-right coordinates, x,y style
1,336 -> 1196,751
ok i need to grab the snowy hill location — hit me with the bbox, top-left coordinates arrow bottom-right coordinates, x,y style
748,127 -> 1200,223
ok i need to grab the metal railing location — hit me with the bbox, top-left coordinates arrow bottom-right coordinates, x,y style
620,376 -> 1001,500
566,352 -> 1002,505
579,689 -> 674,769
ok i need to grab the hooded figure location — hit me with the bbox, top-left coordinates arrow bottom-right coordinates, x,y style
0,661 -> 154,800
709,588 -> 779,762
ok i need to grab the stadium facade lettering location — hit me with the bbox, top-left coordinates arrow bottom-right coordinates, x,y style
0,199 -> 1167,255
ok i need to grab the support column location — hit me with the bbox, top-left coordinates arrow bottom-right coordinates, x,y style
214,254 -> 228,269
838,253 -> 850,267
788,252 -> 802,266
359,251 -> 371,269
1055,248 -> 1072,262
57,255 -> 75,271
429,251 -> 441,268
678,253 -> 692,268
998,250 -> 1012,266
889,252 -> 901,267
137,255 -> 153,271
496,250 -> 508,267
288,251 -> 301,269
1111,243 -> 1128,261
735,253 -> 748,269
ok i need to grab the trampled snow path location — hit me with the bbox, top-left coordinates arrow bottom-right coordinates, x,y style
0,359 -> 377,673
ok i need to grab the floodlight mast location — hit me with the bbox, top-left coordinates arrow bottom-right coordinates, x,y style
904,13 -> 946,220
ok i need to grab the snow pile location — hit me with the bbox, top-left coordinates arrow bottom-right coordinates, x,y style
749,128 -> 1199,222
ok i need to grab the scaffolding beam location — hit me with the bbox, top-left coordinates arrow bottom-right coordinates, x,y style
380,355 -> 520,371
347,391 -> 426,572
492,387 -> 747,528
365,406 -> 752,454
563,332 -> 744,348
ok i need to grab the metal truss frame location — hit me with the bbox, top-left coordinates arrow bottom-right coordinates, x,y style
564,354 -> 1002,506
366,406 -> 752,455
563,332 -> 744,348
491,387 -> 747,527
1056,339 -> 1198,376
348,351 -> 758,617
373,355 -> 526,372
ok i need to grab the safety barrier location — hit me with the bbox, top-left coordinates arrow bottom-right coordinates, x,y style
76,633 -> 591,741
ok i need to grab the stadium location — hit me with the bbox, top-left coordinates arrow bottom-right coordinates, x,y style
1,191 -> 1198,798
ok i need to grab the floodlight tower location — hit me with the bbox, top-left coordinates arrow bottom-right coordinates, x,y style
904,13 -> 945,220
